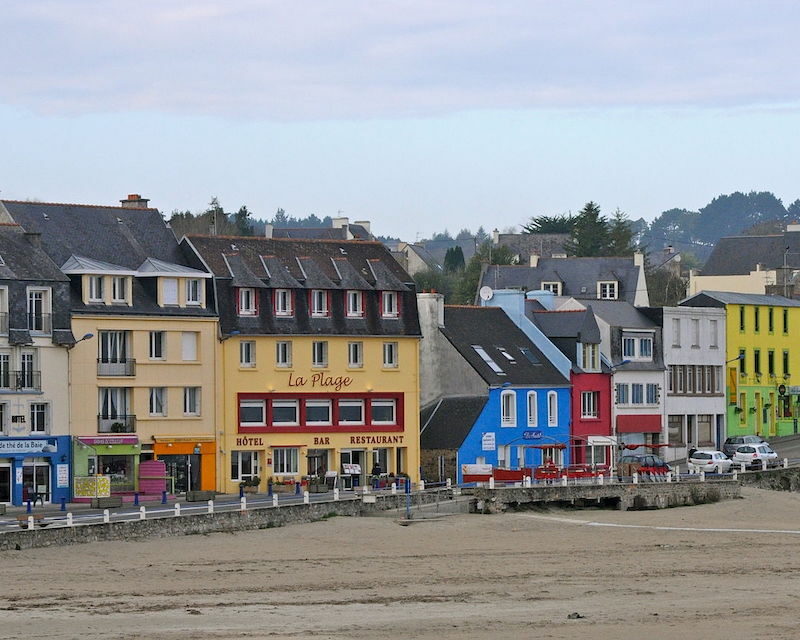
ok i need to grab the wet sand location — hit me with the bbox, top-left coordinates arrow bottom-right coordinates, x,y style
2,487 -> 800,639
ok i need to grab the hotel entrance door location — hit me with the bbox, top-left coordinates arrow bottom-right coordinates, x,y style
0,466 -> 10,503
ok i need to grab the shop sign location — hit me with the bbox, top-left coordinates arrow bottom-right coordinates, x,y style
462,463 -> 492,475
523,430 -> 543,440
349,435 -> 404,445
78,436 -> 138,446
342,463 -> 361,475
235,437 -> 264,447
287,372 -> 353,391
789,386 -> 800,395
482,432 -> 496,451
57,464 -> 69,488
0,439 -> 58,454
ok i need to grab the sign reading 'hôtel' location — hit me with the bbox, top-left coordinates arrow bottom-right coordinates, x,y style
287,372 -> 353,392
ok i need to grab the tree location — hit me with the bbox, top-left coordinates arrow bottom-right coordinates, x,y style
412,268 -> 457,301
474,226 -> 490,244
232,205 -> 253,236
456,228 -> 474,240
430,230 -> 453,242
563,201 -> 610,257
645,264 -> 687,307
606,209 -> 636,256
521,214 -> 575,234
787,199 -> 800,221
453,241 -> 516,304
443,246 -> 465,273
272,208 -> 289,227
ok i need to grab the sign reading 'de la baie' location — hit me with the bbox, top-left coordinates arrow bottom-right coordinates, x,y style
0,439 -> 58,454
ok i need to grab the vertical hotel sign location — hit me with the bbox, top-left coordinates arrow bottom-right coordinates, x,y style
728,366 -> 738,405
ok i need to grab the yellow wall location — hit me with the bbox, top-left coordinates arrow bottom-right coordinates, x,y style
690,271 -> 773,296
220,335 -> 421,493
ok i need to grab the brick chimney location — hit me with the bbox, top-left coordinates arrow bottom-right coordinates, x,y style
120,194 -> 150,209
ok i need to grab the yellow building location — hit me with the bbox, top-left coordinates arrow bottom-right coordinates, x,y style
184,235 -> 421,493
682,291 -> 800,438
1,197 -> 220,495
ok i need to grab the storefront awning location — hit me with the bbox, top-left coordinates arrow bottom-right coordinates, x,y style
616,414 -> 662,433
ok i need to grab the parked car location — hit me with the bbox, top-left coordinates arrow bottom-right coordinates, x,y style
688,450 -> 733,474
731,444 -> 779,469
722,435 -> 767,458
617,454 -> 670,479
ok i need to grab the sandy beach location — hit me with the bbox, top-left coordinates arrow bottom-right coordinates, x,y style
3,487 -> 800,639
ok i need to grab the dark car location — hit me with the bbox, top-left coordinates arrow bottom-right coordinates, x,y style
722,435 -> 767,458
617,453 -> 670,480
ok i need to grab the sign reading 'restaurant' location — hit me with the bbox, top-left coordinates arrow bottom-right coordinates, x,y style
288,372 -> 353,391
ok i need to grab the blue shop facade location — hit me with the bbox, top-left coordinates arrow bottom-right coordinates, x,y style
0,436 -> 72,506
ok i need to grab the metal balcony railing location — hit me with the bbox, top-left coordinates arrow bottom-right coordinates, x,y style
97,359 -> 136,376
27,313 -> 52,335
0,370 -> 42,391
97,414 -> 137,433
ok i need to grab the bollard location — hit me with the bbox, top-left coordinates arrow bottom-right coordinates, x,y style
732,470 -> 738,481
134,492 -> 139,506
60,497 -> 66,512
103,509 -> 110,524
597,473 -> 604,486
174,503 -> 181,517
391,483 -> 397,495
333,488 -> 340,501
161,490 -> 167,505
207,500 -> 214,514
700,470 -> 705,482
740,462 -> 746,473
240,496 -> 247,511
272,494 -> 278,508
446,478 -> 452,489
303,490 -> 310,504
633,472 -> 639,485
267,482 -> 273,497
488,477 -> 495,490
784,458 -> 789,469
666,472 -> 672,483
27,515 -> 35,529
26,500 -> 32,514
66,512 -> 73,527
139,506 -> 146,520
363,484 -> 370,495
761,459 -> 767,472
419,480 -> 425,491
561,475 -> 567,487
295,482 -> 301,496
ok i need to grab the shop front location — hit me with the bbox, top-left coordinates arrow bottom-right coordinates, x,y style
153,438 -> 216,493
0,436 -> 72,506
73,435 -> 141,498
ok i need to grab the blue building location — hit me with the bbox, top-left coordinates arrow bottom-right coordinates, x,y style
417,294 -> 571,484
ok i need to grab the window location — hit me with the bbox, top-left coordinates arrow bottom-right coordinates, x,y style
541,282 -> 562,295
27,288 -> 50,333
547,391 -> 558,426
371,399 -> 397,424
754,307 -> 760,333
541,446 -> 563,466
754,349 -> 761,375
527,391 -> 538,427
0,402 -> 5,433
646,383 -> 659,404
274,289 -> 292,316
381,291 -> 399,318
312,341 -> 328,368
231,451 -> 259,482
623,334 -> 653,360
272,399 -> 298,425
739,349 -> 747,374
581,391 -> 598,418
501,390 -> 516,427
672,318 -> 681,347
240,341 -> 256,367
768,307 -> 774,333
346,290 -> 363,317
616,383 -> 629,405
186,279 -> 202,305
710,319 -> 718,348
238,288 -> 257,315
631,383 -> 644,404
686,366 -> 695,393
149,331 -> 165,360
149,388 -> 166,416
668,415 -> 683,446
691,318 -> 699,347
383,342 -> 399,368
276,341 -> 292,367
639,337 -> 653,358
112,276 -> 128,303
339,399 -> 364,424
739,393 -> 747,425
162,278 -> 178,305
273,448 -> 299,475
622,337 -> 636,358
768,350 -> 775,376
310,290 -> 329,317
348,342 -> 363,368
783,309 -> 789,334
240,400 -> 265,425
739,306 -> 745,331
598,281 -> 618,300
783,350 -> 790,377
88,276 -> 104,302
472,345 -> 504,374
30,403 -> 48,433
184,387 -> 200,415
181,332 -> 197,361
580,343 -> 599,372
306,400 -> 332,425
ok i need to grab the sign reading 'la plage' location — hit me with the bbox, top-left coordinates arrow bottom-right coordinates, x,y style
287,372 -> 353,392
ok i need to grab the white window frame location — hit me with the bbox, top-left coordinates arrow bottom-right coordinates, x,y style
239,399 -> 266,426
0,402 -> 6,434
231,451 -> 259,481
338,399 -> 365,425
29,402 -> 48,433
238,288 -> 257,316
598,281 -> 618,300
622,332 -> 654,361
346,290 -> 364,317
645,383 -> 659,405
240,340 -> 256,368
580,343 -> 599,372
371,399 -> 396,425
547,391 -> 558,426
631,383 -> 644,404
274,289 -> 292,316
162,278 -> 179,305
88,275 -> 104,303
181,332 -> 198,361
541,282 -> 562,295
526,391 -> 538,427
112,276 -> 128,303
186,279 -> 202,306
273,448 -> 299,475
276,341 -> 292,367
348,341 -> 363,368
381,291 -> 399,318
306,399 -> 332,425
183,387 -> 200,415
312,341 -> 328,368
271,399 -> 299,426
149,387 -> 167,416
149,331 -> 165,360
310,290 -> 328,317
581,391 -> 598,418
383,342 -> 399,368
616,383 -> 629,405
500,389 -> 516,427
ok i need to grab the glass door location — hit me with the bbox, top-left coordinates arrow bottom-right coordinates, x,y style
0,466 -> 10,503
23,462 -> 50,503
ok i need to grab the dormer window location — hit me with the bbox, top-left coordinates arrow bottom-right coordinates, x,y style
238,288 -> 257,316
162,278 -> 178,305
186,279 -> 202,306
580,343 -> 600,372
310,290 -> 329,317
541,282 -> 562,295
622,332 -> 654,361
112,276 -> 128,304
381,291 -> 399,318
274,289 -> 293,316
88,276 -> 104,303
346,290 -> 363,317
598,281 -> 618,300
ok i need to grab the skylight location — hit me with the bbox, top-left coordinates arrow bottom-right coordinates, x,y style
471,345 -> 505,375
497,347 -> 516,363
519,347 -> 541,366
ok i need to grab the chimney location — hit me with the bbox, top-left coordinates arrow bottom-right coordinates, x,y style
354,220 -> 371,234
332,217 -> 349,229
492,228 -> 500,245
529,255 -> 539,267
120,194 -> 150,209
264,223 -> 274,239
633,250 -> 644,267
664,245 -> 674,255
417,292 -> 445,329
24,231 -> 42,247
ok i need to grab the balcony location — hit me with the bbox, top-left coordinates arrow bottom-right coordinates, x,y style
97,359 -> 136,377
0,370 -> 42,391
97,415 -> 137,433
27,313 -> 52,335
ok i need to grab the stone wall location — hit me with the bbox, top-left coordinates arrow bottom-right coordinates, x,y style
738,467 -> 800,492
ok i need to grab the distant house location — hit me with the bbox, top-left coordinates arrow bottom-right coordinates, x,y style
417,294 -> 570,484
477,253 -> 649,307
265,217 -> 374,241
392,242 -> 443,276
419,238 -> 477,266
492,230 -> 570,265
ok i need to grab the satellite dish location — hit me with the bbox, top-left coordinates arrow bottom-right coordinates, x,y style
479,286 -> 494,301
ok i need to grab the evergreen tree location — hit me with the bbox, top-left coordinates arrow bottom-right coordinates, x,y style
522,214 -> 575,234
443,246 -> 465,273
563,202 -> 610,257
606,209 -> 636,256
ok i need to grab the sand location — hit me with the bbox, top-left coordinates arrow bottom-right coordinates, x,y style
3,487 -> 800,639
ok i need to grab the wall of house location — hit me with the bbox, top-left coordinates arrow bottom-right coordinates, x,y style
689,272 -> 772,296
570,371 -> 613,463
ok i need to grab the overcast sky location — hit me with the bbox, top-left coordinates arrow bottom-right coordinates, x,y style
2,1 -> 799,239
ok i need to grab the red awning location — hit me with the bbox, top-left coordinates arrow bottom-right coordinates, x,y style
616,414 -> 662,433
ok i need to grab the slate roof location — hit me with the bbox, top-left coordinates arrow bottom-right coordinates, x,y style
0,225 -> 69,282
701,231 -> 800,276
420,396 -> 488,450
495,233 -> 570,260
61,255 -> 136,275
529,308 -> 601,343
440,305 -> 569,386
272,224 -> 373,241
581,300 -> 658,329
405,244 -> 442,270
681,291 -> 800,308
478,257 -> 641,304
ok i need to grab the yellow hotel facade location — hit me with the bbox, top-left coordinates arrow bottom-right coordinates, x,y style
184,235 -> 421,494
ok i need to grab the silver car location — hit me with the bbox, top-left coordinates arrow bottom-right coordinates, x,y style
732,444 -> 779,469
688,450 -> 732,474
722,435 -> 767,458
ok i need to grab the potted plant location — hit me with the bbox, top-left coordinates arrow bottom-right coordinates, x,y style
110,422 -> 126,433
306,475 -> 329,493
270,477 -> 297,494
240,476 -> 260,494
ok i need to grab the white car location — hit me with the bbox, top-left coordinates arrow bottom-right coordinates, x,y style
688,450 -> 732,473
732,444 -> 779,469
